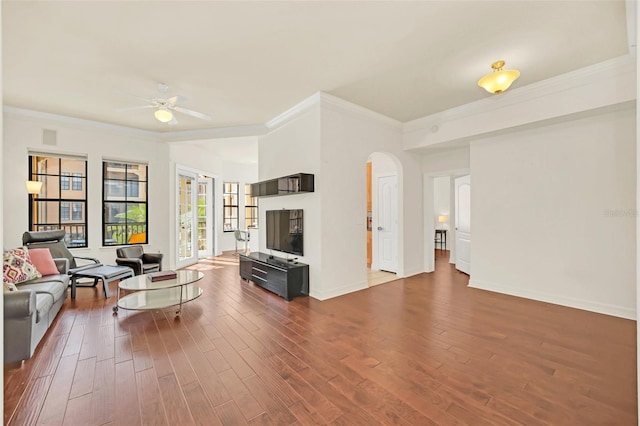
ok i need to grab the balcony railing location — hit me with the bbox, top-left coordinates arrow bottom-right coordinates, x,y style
33,224 -> 87,248
104,223 -> 147,245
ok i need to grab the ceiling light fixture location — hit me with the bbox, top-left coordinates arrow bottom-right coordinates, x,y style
477,60 -> 520,94
154,107 -> 173,123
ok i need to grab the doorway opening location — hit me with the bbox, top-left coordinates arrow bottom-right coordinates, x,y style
426,171 -> 470,277
366,152 -> 399,286
433,176 -> 451,269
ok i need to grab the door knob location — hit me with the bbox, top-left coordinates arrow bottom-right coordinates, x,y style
377,226 -> 383,231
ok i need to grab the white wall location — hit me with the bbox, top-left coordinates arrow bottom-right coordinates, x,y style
421,147 -> 470,174
319,97 -> 424,298
257,94 -> 425,300
470,106 -> 636,319
3,113 -> 171,266
258,105 -> 322,295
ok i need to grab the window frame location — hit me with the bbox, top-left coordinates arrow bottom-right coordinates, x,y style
28,154 -> 88,248
223,182 -> 239,232
102,160 -> 149,246
244,183 -> 258,229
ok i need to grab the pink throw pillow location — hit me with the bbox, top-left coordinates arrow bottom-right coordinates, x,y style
28,248 -> 60,276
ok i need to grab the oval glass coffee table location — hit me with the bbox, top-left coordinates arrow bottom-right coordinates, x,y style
113,270 -> 204,317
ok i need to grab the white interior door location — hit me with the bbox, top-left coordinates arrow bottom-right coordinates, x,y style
177,171 -> 198,268
377,175 -> 398,273
455,175 -> 471,275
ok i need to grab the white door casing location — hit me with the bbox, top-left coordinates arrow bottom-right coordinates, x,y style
455,175 -> 471,275
377,175 -> 398,273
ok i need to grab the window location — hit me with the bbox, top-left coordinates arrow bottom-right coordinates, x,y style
60,172 -> 70,190
223,182 -> 238,232
245,184 -> 258,229
103,161 -> 148,245
72,173 -> 83,191
60,202 -> 70,221
29,154 -> 88,248
72,203 -> 83,221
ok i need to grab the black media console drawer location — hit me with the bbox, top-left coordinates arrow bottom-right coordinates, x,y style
239,252 -> 309,301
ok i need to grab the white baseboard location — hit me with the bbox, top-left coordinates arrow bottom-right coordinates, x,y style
468,279 -> 636,320
310,280 -> 369,301
402,267 -> 426,278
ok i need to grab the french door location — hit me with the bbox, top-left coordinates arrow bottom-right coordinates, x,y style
177,170 -> 198,268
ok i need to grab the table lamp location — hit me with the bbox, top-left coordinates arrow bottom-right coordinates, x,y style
438,215 -> 448,230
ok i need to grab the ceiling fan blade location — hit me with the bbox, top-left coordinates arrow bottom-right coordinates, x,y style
116,105 -> 155,112
174,106 -> 212,121
166,95 -> 187,106
169,115 -> 179,126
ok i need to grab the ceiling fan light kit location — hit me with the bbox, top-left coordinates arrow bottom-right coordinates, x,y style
154,107 -> 174,123
478,60 -> 520,94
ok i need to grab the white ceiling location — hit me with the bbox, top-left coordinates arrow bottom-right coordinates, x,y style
3,1 -> 631,133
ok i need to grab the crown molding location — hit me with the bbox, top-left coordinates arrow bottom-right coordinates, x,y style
264,91 -> 402,134
156,124 -> 268,142
3,106 -> 268,142
265,92 -> 322,131
403,54 -> 637,135
4,106 -> 159,140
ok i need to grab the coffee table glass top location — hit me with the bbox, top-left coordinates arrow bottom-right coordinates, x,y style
118,270 -> 203,291
117,285 -> 204,311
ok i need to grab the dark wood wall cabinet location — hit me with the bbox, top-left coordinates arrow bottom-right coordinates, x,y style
250,173 -> 314,197
239,252 -> 309,301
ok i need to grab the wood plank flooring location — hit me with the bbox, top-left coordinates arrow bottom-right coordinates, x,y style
4,250 -> 637,425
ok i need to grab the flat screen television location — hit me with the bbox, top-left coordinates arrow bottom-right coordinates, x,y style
266,209 -> 303,256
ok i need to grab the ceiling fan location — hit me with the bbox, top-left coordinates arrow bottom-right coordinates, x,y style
117,83 -> 212,125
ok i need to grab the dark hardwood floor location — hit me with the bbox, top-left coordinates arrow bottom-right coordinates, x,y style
4,250 -> 637,425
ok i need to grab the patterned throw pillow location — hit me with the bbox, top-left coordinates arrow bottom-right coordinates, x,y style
3,247 -> 42,286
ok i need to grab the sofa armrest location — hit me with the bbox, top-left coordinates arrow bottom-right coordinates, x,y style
4,290 -> 35,318
53,258 -> 69,274
142,253 -> 163,264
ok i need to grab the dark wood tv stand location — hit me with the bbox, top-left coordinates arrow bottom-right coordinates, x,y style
239,252 -> 309,301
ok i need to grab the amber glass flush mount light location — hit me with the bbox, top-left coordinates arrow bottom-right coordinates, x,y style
477,60 -> 520,94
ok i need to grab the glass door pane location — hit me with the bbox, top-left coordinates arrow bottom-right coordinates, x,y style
179,174 -> 194,261
198,181 -> 207,254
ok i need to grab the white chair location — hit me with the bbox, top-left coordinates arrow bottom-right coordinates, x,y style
234,230 -> 250,254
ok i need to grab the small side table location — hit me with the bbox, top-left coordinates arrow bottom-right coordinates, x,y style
435,229 -> 447,250
70,265 -> 134,299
